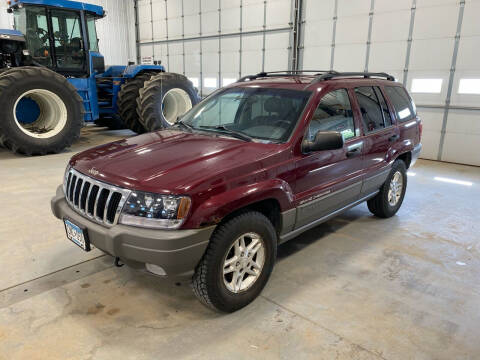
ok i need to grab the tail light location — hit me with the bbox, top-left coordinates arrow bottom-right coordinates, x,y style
418,117 -> 423,139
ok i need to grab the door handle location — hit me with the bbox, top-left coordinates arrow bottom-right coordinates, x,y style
389,134 -> 400,142
346,148 -> 360,158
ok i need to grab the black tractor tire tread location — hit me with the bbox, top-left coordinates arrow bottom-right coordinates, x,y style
192,211 -> 277,312
0,67 -> 83,155
117,71 -> 158,134
367,159 -> 407,218
136,72 -> 199,131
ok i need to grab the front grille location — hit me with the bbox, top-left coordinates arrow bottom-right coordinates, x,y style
64,168 -> 131,226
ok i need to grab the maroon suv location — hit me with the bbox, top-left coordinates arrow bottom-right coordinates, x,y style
51,71 -> 422,312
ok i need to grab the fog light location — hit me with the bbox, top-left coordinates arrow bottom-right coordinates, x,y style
146,263 -> 166,276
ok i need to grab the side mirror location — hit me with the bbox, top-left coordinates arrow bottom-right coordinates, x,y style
302,131 -> 344,153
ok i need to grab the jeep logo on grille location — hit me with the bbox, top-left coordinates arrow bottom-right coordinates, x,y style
88,168 -> 99,176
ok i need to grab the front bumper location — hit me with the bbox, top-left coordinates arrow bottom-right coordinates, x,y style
51,186 -> 215,278
411,143 -> 422,167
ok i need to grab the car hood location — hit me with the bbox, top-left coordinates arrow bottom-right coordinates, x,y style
71,129 -> 281,194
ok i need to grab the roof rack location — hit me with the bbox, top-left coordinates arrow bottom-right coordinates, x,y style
312,71 -> 395,82
238,70 -> 331,82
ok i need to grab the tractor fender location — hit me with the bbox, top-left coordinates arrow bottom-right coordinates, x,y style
123,64 -> 165,79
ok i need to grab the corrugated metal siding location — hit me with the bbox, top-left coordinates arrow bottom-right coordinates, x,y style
0,0 -> 136,65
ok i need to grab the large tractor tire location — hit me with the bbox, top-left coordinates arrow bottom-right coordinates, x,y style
137,73 -> 199,132
117,72 -> 158,134
0,67 -> 83,155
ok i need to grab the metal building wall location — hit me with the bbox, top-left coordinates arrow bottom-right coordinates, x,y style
136,0 -> 294,96
0,0 -> 136,65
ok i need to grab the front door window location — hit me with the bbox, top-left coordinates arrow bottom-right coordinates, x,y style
50,9 -> 85,71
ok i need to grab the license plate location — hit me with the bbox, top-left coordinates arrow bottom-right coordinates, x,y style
64,219 -> 91,251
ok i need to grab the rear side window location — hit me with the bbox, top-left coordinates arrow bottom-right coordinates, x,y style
354,86 -> 386,133
307,89 -> 355,141
384,86 -> 416,122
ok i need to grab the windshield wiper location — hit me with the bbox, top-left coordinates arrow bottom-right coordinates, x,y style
199,125 -> 252,142
176,121 -> 193,132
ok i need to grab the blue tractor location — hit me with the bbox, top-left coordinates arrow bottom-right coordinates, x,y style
0,0 -> 199,155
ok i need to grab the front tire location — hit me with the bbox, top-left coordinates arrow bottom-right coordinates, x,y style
367,159 -> 407,218
0,67 -> 83,155
192,211 -> 277,313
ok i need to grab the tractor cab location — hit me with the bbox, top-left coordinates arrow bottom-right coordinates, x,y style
8,0 -> 105,77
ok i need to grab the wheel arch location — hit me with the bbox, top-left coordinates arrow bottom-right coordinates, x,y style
188,180 -> 294,237
396,151 -> 412,169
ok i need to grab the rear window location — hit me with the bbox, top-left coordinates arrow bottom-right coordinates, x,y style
384,86 -> 416,122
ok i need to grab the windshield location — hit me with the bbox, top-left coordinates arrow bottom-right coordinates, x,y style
181,87 -> 311,142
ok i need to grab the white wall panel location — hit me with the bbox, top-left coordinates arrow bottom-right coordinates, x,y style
375,0 -> 411,12
335,16 -> 369,44
409,38 -> 454,71
184,40 -> 201,73
243,2 -> 264,31
337,0 -> 371,17
184,0 -> 200,16
304,0 -> 335,20
221,37 -> 240,78
184,14 -> 200,36
334,44 -> 366,71
368,42 -> 406,72
417,108 -> 444,160
168,16 -> 183,39
221,6 -> 240,32
241,33 -> 263,75
416,0 -> 458,8
412,5 -> 458,40
370,10 -> 410,42
202,11 -> 219,36
266,0 -> 291,29
304,19 -> 333,47
264,32 -> 289,71
302,46 -> 331,70
302,0 -> 334,70
153,19 -> 168,41
462,1 -> 480,37
442,110 -> 480,166
152,0 -> 165,21
167,0 -> 182,18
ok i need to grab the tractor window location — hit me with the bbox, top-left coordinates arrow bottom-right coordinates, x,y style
50,9 -> 85,71
14,6 -> 52,67
86,16 -> 99,52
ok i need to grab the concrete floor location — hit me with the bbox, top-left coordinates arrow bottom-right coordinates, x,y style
1,126 -> 479,360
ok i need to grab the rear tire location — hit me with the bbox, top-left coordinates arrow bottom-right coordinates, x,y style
137,73 -> 199,132
94,114 -> 125,130
367,160 -> 407,218
0,67 -> 83,155
117,72 -> 158,134
192,211 -> 277,313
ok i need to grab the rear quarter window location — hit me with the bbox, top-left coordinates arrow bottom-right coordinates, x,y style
384,86 -> 417,122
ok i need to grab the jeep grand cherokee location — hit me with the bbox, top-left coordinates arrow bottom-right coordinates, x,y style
51,70 -> 422,312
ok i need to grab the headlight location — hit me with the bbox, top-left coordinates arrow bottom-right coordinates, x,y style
119,191 -> 191,229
